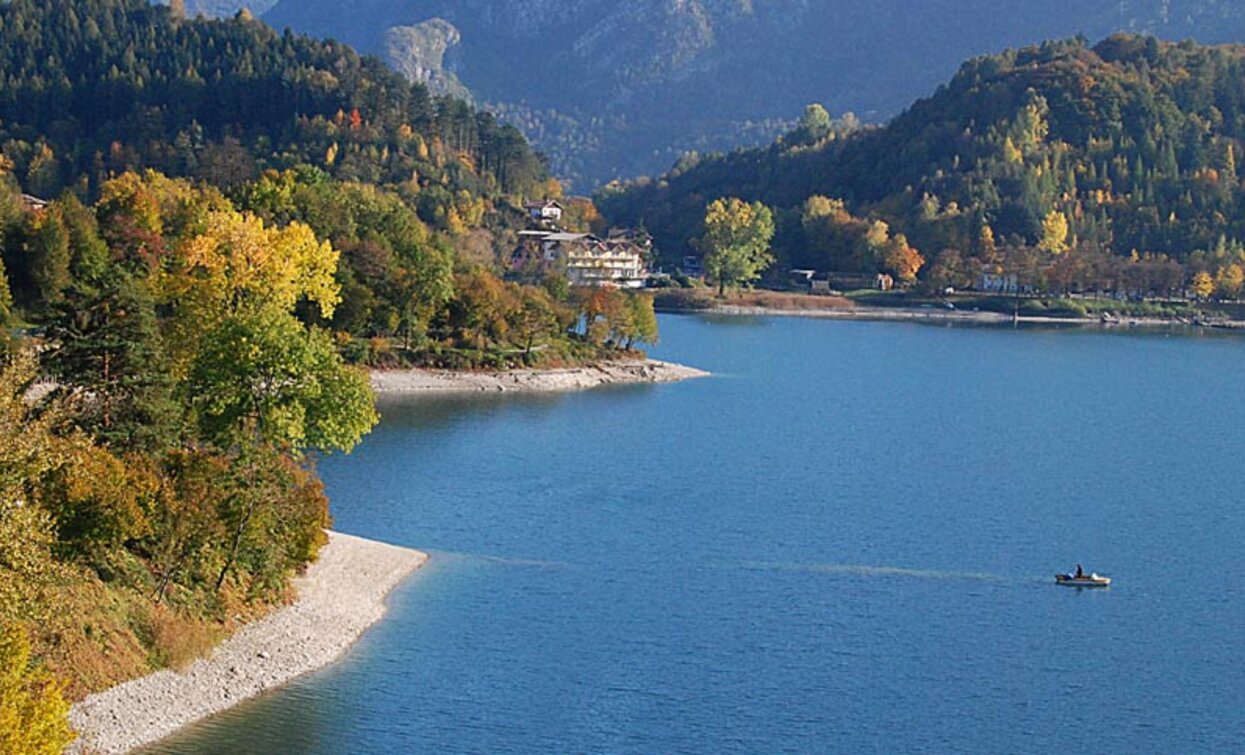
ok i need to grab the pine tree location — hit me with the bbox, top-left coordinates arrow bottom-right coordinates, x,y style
24,209 -> 71,306
46,274 -> 181,451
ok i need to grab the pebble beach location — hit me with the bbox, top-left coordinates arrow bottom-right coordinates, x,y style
68,532 -> 428,755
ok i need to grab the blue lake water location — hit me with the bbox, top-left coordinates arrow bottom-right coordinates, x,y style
149,315 -> 1245,753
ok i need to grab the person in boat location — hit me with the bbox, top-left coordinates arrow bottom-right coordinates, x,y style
1075,564 -> 1084,578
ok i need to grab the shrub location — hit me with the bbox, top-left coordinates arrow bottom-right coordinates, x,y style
0,624 -> 75,754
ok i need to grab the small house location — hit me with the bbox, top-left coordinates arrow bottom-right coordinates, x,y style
20,194 -> 48,213
681,256 -> 704,278
524,199 -> 564,224
790,269 -> 816,289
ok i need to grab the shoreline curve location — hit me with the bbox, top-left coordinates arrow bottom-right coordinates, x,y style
68,532 -> 428,754
370,358 -> 710,396
700,304 -> 1236,330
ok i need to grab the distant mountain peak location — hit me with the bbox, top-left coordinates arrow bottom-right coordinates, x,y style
264,0 -> 1245,188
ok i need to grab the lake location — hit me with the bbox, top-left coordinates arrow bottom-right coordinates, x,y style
149,315 -> 1245,753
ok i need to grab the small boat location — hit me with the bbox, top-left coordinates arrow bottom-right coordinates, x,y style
1055,572 -> 1111,587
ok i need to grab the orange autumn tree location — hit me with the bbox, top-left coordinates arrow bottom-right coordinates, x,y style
883,235 -> 926,284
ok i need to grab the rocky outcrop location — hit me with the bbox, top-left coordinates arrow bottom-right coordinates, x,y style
383,19 -> 470,99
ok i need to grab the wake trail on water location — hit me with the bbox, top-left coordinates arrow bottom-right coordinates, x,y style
737,561 -> 1009,582
457,553 -> 574,569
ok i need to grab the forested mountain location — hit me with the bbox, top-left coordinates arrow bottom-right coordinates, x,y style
598,36 -> 1245,297
262,0 -> 1245,188
0,0 -> 546,206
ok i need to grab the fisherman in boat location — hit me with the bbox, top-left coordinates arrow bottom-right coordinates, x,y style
1075,564 -> 1084,578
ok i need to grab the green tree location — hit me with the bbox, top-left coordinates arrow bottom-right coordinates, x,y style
514,286 -> 562,359
697,198 -> 775,296
189,306 -> 377,454
796,103 -> 833,143
46,275 -> 181,451
625,294 -> 659,348
0,255 -> 13,330
57,193 -> 110,288
24,209 -> 71,305
189,306 -> 372,589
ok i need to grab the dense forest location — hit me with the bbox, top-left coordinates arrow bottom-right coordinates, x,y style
0,0 -> 545,204
600,36 -> 1245,300
0,3 -> 656,748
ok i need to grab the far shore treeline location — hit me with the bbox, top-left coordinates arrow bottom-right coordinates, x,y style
0,2 -> 657,750
601,35 -> 1245,303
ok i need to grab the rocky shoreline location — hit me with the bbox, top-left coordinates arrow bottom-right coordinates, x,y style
68,532 -> 428,755
370,358 -> 710,396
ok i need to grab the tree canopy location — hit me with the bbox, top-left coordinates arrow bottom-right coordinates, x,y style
599,35 -> 1245,297
697,198 -> 775,295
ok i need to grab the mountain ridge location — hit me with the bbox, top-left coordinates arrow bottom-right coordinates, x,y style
261,0 -> 1245,188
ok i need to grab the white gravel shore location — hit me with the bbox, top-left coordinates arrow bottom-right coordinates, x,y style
370,358 -> 709,395
68,532 -> 428,755
708,303 -> 1212,329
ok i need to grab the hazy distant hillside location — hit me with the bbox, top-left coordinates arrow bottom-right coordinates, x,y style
262,0 -> 1245,188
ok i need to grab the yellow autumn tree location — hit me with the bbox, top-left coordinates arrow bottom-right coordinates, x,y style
1192,271 -> 1215,300
161,210 -> 341,371
0,624 -> 74,755
1002,136 -> 1024,165
978,224 -> 997,258
864,219 -> 890,251
96,172 -> 231,266
169,211 -> 339,318
1039,210 -> 1070,255
1215,264 -> 1244,299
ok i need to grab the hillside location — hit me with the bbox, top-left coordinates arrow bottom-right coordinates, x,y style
1,0 -> 547,207
597,35 -> 1245,297
0,4 -> 655,742
263,0 -> 1245,188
